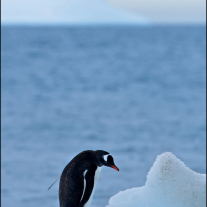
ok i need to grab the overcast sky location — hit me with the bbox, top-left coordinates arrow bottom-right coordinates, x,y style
1,0 -> 206,24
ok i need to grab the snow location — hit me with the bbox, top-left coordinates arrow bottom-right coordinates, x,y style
106,152 -> 206,207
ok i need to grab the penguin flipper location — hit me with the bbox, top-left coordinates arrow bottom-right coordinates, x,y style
79,167 -> 96,206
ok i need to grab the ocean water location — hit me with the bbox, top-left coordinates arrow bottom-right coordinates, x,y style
1,25 -> 206,207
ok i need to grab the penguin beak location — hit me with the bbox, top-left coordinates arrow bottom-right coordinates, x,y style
110,165 -> 119,171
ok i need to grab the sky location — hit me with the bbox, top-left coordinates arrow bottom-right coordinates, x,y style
1,0 -> 206,24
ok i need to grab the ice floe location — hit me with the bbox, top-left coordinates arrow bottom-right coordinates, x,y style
106,152 -> 206,207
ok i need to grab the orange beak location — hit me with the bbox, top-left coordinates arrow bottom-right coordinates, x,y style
110,165 -> 119,171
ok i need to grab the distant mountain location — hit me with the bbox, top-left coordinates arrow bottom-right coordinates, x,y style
2,0 -> 150,25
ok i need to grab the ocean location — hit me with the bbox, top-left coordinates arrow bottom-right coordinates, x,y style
1,25 -> 206,207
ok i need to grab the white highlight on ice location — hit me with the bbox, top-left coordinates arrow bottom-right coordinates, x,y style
80,170 -> 88,202
84,167 -> 102,207
106,152 -> 206,207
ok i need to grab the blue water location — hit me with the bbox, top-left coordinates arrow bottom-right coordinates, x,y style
1,26 -> 206,207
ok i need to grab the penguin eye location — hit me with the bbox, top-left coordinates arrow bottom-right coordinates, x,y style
107,155 -> 113,163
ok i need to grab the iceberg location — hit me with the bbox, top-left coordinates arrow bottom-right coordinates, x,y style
106,152 -> 206,207
54,0 -> 150,25
1,0 -> 149,25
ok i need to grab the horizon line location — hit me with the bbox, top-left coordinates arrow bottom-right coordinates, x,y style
1,22 -> 206,27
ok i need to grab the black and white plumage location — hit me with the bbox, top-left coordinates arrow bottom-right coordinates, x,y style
51,150 -> 119,207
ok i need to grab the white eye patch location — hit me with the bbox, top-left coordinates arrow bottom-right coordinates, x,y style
103,154 -> 111,162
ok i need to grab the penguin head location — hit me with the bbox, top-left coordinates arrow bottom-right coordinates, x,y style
93,150 -> 119,171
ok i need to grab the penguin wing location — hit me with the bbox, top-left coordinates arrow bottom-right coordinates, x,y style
80,170 -> 88,202
79,168 -> 96,206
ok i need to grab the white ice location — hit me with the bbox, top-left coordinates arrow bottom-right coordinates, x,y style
106,152 -> 206,207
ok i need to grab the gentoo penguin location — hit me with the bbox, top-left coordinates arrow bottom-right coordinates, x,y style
49,150 -> 119,207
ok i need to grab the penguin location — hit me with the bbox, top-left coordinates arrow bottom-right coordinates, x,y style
48,150 -> 119,207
